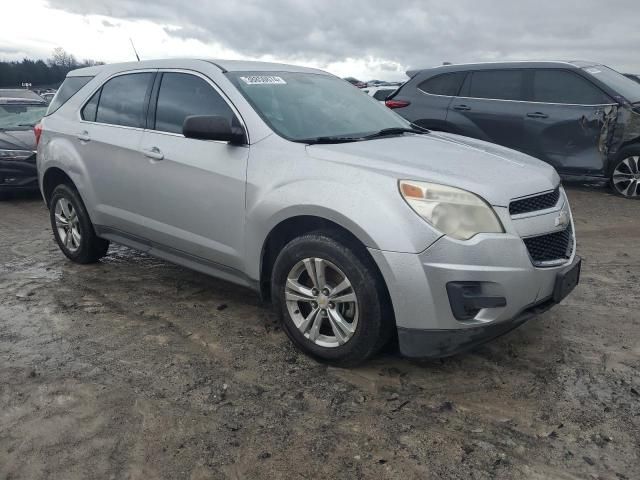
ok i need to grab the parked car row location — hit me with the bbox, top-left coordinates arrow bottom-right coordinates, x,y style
386,61 -> 640,198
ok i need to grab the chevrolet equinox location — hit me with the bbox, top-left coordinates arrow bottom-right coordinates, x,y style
37,59 -> 581,365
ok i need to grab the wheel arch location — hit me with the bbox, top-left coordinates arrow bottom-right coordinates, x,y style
258,214 -> 395,326
42,167 -> 76,207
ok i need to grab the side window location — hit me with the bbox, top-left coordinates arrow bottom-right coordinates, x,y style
532,70 -> 611,105
467,70 -> 526,101
418,72 -> 466,96
95,73 -> 154,128
81,89 -> 100,122
154,73 -> 235,134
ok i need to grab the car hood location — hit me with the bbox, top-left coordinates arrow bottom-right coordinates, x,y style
305,132 -> 560,207
0,129 -> 36,151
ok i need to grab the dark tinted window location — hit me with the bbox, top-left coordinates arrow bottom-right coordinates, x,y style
81,89 -> 100,122
154,73 -> 235,134
372,89 -> 395,100
468,70 -> 525,101
418,72 -> 466,96
96,73 -> 153,128
533,70 -> 611,104
46,76 -> 93,115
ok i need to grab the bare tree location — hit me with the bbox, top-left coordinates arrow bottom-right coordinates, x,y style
49,48 -> 78,69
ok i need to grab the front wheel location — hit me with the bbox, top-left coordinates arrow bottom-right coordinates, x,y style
610,150 -> 640,199
271,232 -> 393,366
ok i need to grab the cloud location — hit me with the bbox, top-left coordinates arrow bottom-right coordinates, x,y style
37,0 -> 640,77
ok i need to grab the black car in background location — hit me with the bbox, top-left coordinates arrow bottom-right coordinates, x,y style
387,61 -> 640,198
0,89 -> 48,197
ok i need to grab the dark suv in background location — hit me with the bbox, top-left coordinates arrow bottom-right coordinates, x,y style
388,62 -> 640,198
0,89 -> 48,197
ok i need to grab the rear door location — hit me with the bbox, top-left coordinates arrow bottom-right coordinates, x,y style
77,71 -> 156,237
523,69 -> 615,176
396,72 -> 466,130
448,69 -> 528,151
137,71 -> 249,271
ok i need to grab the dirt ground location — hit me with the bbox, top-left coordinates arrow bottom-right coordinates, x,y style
0,186 -> 638,480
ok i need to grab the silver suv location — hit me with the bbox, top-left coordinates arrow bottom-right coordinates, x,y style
37,59 -> 581,365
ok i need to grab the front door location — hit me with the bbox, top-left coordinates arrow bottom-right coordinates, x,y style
137,71 -> 249,271
522,69 -> 616,177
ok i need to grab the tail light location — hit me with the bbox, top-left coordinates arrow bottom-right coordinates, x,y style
385,99 -> 410,109
34,123 -> 43,146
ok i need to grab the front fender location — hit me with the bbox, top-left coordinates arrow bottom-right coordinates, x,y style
243,175 -> 442,280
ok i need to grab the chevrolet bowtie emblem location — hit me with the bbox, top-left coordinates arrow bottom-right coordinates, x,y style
555,211 -> 570,228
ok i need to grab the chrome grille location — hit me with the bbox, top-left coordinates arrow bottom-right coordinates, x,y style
509,188 -> 560,216
523,225 -> 573,266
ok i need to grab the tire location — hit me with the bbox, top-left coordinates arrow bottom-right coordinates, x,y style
271,231 -> 393,366
49,184 -> 110,263
610,147 -> 640,199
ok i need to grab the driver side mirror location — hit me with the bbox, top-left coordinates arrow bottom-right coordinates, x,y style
182,115 -> 246,144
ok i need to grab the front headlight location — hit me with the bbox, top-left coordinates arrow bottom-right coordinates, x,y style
399,180 -> 504,240
0,149 -> 34,161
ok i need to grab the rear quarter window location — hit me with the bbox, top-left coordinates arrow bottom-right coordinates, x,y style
46,76 -> 93,115
418,72 -> 466,96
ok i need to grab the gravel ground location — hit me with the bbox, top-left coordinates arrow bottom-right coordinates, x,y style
0,187 -> 638,480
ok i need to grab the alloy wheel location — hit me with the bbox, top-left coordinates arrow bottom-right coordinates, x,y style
285,257 -> 359,348
612,156 -> 640,197
54,197 -> 82,252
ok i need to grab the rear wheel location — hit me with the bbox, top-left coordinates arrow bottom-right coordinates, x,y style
271,231 -> 393,366
610,149 -> 640,199
50,184 -> 110,263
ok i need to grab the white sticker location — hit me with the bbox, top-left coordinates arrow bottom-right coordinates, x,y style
240,75 -> 287,85
585,67 -> 601,75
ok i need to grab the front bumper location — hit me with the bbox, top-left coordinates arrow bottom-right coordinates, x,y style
396,256 -> 580,358
368,188 -> 579,358
0,154 -> 38,192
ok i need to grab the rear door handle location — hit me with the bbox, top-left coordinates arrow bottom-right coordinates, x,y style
76,131 -> 90,142
453,104 -> 471,111
142,147 -> 164,161
527,112 -> 549,119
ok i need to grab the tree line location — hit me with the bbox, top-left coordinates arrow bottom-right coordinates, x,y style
0,48 -> 103,88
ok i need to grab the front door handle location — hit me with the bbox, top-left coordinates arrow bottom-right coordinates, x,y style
453,104 -> 471,111
527,112 -> 549,119
76,131 -> 90,142
142,147 -> 164,161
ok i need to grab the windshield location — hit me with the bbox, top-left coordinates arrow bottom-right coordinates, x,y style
227,71 -> 410,142
0,104 -> 47,129
583,66 -> 640,103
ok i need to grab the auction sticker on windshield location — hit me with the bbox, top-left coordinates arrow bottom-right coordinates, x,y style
240,76 -> 287,85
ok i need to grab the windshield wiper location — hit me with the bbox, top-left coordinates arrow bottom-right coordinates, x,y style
362,126 -> 428,140
301,136 -> 361,145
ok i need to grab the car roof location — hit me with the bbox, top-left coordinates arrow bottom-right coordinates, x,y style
67,58 -> 328,78
0,89 -> 47,104
406,60 -> 600,77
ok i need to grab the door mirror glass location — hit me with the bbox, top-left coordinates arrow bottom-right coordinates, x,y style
182,115 -> 245,144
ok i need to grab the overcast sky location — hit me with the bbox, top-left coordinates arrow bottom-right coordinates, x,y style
2,0 -> 639,80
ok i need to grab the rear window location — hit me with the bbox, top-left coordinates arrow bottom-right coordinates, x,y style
46,76 -> 93,115
466,70 -> 526,101
418,72 -> 466,96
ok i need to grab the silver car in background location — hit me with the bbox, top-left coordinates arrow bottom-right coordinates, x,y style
37,59 -> 581,365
